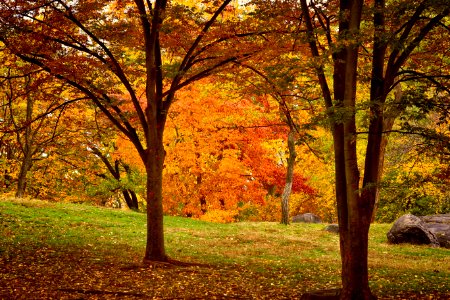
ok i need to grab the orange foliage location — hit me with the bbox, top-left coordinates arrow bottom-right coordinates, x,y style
112,134 -> 145,172
162,79 -> 316,221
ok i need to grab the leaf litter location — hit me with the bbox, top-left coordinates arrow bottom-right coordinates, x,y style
1,244 -> 449,299
1,244 -> 307,299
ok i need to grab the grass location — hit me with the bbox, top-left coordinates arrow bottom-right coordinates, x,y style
0,197 -> 449,299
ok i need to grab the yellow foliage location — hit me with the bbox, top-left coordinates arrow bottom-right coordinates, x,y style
290,128 -> 337,223
256,196 -> 281,222
199,209 -> 238,223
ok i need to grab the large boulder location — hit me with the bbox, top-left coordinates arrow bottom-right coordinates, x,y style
292,213 -> 322,223
420,214 -> 450,248
387,214 -> 439,247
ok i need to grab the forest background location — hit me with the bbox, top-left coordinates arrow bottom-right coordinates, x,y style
0,0 -> 449,226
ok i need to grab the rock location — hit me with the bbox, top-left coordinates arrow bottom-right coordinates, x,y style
420,214 -> 450,248
425,223 -> 450,248
420,213 -> 450,224
292,213 -> 322,223
387,214 -> 439,247
324,224 -> 339,234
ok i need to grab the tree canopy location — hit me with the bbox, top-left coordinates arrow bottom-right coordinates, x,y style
0,0 -> 449,299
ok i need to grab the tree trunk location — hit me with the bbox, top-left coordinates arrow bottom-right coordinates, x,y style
122,163 -> 139,210
143,132 -> 167,263
15,94 -> 33,198
281,129 -> 296,225
122,189 -> 139,210
300,0 -> 374,296
335,1 -> 377,298
92,148 -> 140,210
300,0 -> 446,298
15,150 -> 32,198
340,223 -> 374,299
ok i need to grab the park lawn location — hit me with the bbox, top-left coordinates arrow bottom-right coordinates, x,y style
0,197 -> 449,299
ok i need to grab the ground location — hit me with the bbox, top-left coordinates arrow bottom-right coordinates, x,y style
1,199 -> 449,299
1,245 -> 448,299
1,245 -> 305,299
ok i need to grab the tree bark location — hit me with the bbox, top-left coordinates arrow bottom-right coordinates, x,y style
281,129 -> 297,225
143,116 -> 167,262
335,1 -> 377,299
15,94 -> 34,198
15,149 -> 32,198
340,225 -> 373,299
122,163 -> 139,210
122,189 -> 139,210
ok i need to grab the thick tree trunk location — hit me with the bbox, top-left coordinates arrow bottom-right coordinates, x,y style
340,222 -> 374,299
337,127 -> 377,300
301,0 -> 447,298
281,129 -> 296,225
334,1 -> 376,298
143,136 -> 167,263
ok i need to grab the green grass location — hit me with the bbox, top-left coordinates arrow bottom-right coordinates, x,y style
1,197 -> 449,299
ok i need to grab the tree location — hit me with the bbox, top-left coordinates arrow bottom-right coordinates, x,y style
230,54 -> 319,225
162,79 -> 315,222
0,53 -> 88,198
0,0 -> 259,262
299,0 -> 449,298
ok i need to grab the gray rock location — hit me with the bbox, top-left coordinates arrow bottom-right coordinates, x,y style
420,214 -> 450,248
420,213 -> 450,224
425,223 -> 450,248
387,214 -> 439,247
324,224 -> 339,234
292,213 -> 322,223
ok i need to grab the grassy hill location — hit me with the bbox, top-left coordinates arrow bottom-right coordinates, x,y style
0,197 -> 449,299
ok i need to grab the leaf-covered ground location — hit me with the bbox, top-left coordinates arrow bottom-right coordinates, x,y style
1,245 -> 310,299
1,198 -> 449,299
2,245 -> 448,300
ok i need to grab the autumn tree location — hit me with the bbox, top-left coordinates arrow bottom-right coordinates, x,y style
0,52 -> 90,198
162,79 -> 315,222
231,61 -> 315,225
297,0 -> 450,298
0,0 -> 263,262
227,33 -> 320,224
